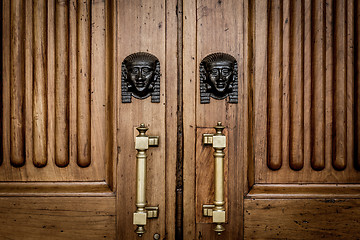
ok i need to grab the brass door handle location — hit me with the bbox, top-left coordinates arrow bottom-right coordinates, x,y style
202,122 -> 226,235
133,123 -> 159,237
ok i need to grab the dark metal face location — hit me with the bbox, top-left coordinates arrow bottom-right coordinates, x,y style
122,52 -> 160,103
200,53 -> 238,104
205,61 -> 234,95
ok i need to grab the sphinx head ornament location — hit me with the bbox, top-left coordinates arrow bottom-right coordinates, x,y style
200,53 -> 238,104
122,52 -> 160,103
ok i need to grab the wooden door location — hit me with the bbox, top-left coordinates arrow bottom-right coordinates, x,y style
1,0 -> 177,239
242,0 -> 360,239
1,0 -> 117,239
182,0 -> 360,239
2,0 -> 360,240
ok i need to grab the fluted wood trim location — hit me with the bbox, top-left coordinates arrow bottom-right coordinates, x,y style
76,0 -> 91,168
10,0 -> 25,167
55,0 -> 69,167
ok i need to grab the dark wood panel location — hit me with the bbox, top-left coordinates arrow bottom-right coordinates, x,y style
244,198 -> 360,239
0,197 -> 116,240
0,0 -> 112,182
253,0 -> 360,184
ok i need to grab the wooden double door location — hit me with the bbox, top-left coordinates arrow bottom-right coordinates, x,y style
1,0 -> 360,239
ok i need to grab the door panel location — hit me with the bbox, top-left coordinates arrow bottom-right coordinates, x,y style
183,0 -> 244,239
2,0 -> 360,239
244,0 -> 360,239
1,0 -> 116,239
115,0 -> 177,239
0,197 -> 115,240
1,0 -> 113,182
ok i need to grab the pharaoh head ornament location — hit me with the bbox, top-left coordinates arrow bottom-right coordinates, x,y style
200,53 -> 238,104
122,52 -> 160,103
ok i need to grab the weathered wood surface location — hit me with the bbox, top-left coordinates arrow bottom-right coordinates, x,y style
0,197 -> 116,240
244,199 -> 360,239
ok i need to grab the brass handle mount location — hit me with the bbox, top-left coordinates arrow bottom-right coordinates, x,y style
133,123 -> 159,237
202,122 -> 226,235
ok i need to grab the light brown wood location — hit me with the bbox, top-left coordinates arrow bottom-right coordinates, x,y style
105,0 -> 117,191
77,0 -> 91,168
0,0 -> 109,182
183,0 -> 244,238
356,0 -> 360,170
33,0 -> 48,168
116,0 -> 167,239
244,199 -> 360,239
10,0 -> 26,167
165,0 -> 179,238
267,0 -> 282,171
195,128 -> 228,224
311,0 -> 325,171
0,182 -> 113,197
182,0 -> 197,239
334,0 -> 347,171
346,0 -> 354,171
55,0 -> 69,167
325,0 -> 334,170
289,0 -> 304,171
254,0 -> 268,182
0,197 -> 115,240
282,0 -> 290,174
254,0 -> 360,184
247,184 -> 360,199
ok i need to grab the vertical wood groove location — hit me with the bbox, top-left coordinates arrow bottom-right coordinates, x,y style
77,0 -> 91,168
346,0 -> 354,171
0,0 -> 3,166
259,0 -> 360,181
355,0 -> 360,170
325,0 -> 334,171
333,0 -> 347,170
33,0 -> 48,168
10,0 -> 26,167
267,0 -> 283,171
311,0 -> 325,170
55,0 -> 69,167
289,0 -> 304,170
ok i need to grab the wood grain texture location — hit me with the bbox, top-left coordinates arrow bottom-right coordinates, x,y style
55,0 -> 69,167
356,0 -> 360,170
77,0 -> 91,168
116,0 -> 167,239
267,0 -> 282,171
0,197 -> 115,240
311,0 -> 325,171
334,0 -> 347,171
185,0 -> 244,238
196,128 -> 228,224
33,0 -> 48,168
289,0 -> 304,171
10,0 -> 26,167
254,0 -> 360,183
0,0 -> 2,167
0,182 -> 113,197
244,199 -> 360,239
165,0 -> 179,238
182,0 -> 197,238
1,0 -> 109,181
346,0 -> 354,173
247,184 -> 360,199
105,0 -> 117,192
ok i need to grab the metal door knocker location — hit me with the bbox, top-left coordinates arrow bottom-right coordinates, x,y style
122,52 -> 160,103
200,53 -> 238,104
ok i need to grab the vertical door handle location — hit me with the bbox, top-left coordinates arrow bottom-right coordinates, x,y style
202,122 -> 226,235
133,123 -> 159,237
